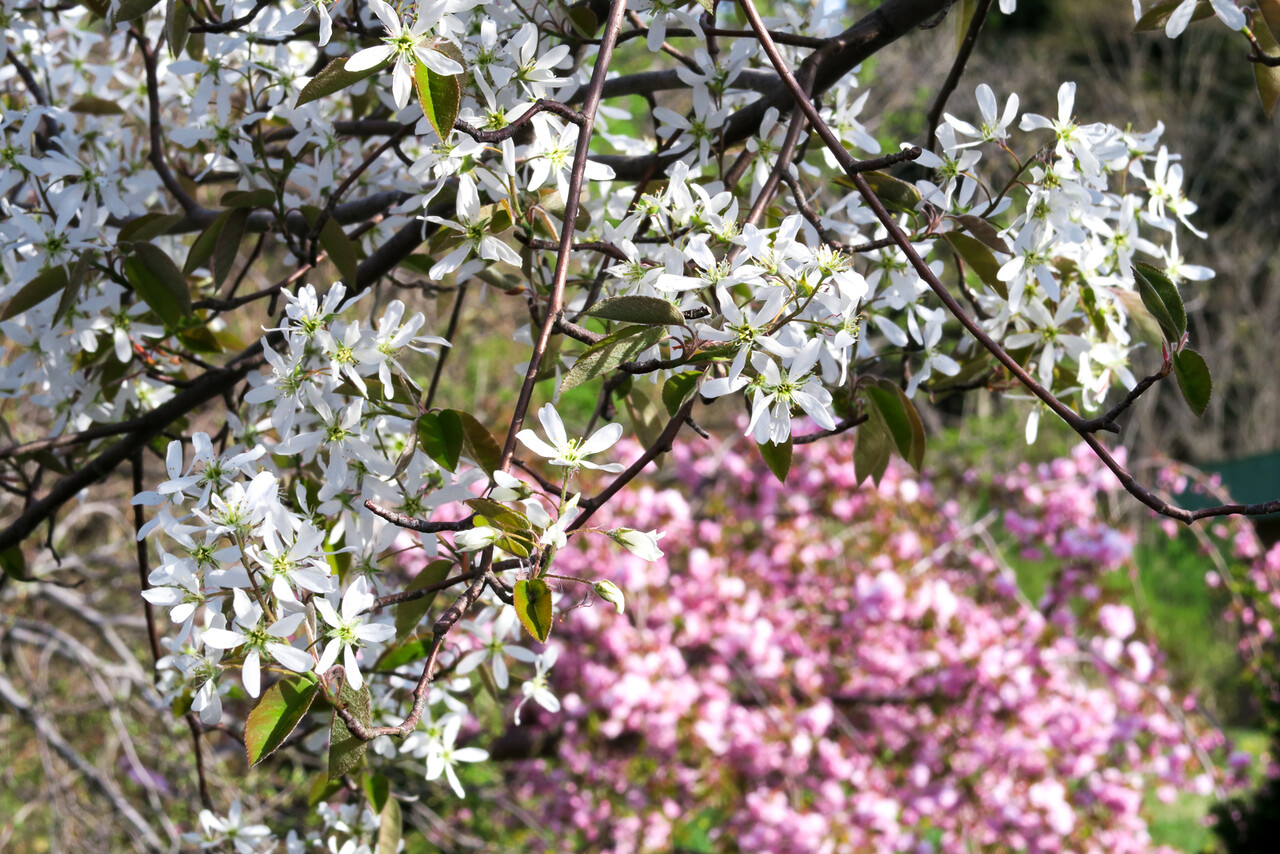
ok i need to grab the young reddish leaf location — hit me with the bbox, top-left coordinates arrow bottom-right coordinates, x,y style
298,56 -> 389,108
414,59 -> 461,143
1172,347 -> 1212,417
329,680 -> 372,780
394,559 -> 455,640
757,439 -> 793,483
513,578 -> 554,643
244,675 -> 319,767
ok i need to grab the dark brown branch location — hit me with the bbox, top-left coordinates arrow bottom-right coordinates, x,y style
1076,364 -> 1171,434
454,99 -> 585,143
923,0 -> 994,151
363,501 -> 475,533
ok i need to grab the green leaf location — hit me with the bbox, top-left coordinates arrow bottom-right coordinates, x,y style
1172,347 -> 1212,417
212,208 -> 250,287
221,188 -> 276,208
118,212 -> 184,242
244,675 -> 319,767
859,171 -> 922,215
363,773 -> 391,813
374,637 -> 431,673
955,0 -> 977,51
586,296 -> 685,326
513,578 -> 554,642
54,253 -> 94,326
414,58 -> 461,142
166,0 -> 190,59
1262,0 -> 1280,41
69,96 -> 125,115
943,231 -> 1006,299
112,0 -> 162,23
757,439 -> 793,483
0,545 -> 31,581
454,410 -> 503,475
298,56 -> 390,108
300,205 -> 360,285
124,242 -> 193,329
854,408 -> 892,487
561,325 -> 666,393
865,381 -> 926,472
623,384 -> 665,465
567,3 -> 602,36
2,265 -> 69,320
951,214 -> 1011,254
328,680 -> 372,780
1133,0 -> 1213,32
465,498 -> 533,533
1132,262 -> 1186,344
1253,12 -> 1280,118
662,370 -> 701,416
417,410 -> 464,472
308,771 -> 343,807
376,793 -> 402,854
394,559 -> 455,640
184,210 -> 230,275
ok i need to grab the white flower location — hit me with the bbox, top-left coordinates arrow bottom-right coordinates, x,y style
200,589 -> 313,697
1164,0 -> 1244,39
513,646 -> 561,724
610,529 -> 665,561
314,576 -> 396,691
455,606 -> 536,690
516,403 -> 625,472
424,715 -> 488,797
346,0 -> 464,110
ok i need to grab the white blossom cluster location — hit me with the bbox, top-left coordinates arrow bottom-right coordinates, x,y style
0,0 -> 1248,842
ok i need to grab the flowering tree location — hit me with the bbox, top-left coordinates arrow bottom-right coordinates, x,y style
3,0 -> 1280,849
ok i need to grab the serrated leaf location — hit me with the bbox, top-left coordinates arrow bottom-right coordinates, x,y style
757,439 -> 793,483
1132,262 -> 1185,343
124,242 -> 192,329
1253,12 -> 1280,118
69,96 -> 125,115
1133,0 -> 1213,32
454,410 -> 502,475
212,207 -> 250,287
943,231 -> 1006,298
376,794 -> 402,854
298,57 -> 389,108
329,680 -> 372,780
394,560 -> 455,640
585,295 -> 686,326
118,212 -> 184,242
513,578 -> 554,642
244,675 -> 319,766
662,370 -> 701,416
561,325 -> 665,393
221,188 -> 276,208
2,265 -> 69,320
854,408 -> 892,487
414,58 -> 461,142
1173,347 -> 1212,417
951,214 -> 1011,254
417,411 -> 464,472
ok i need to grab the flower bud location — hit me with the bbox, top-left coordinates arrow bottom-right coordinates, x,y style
593,580 -> 625,615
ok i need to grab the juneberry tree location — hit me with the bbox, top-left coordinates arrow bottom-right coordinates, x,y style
2,0 -> 1280,850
